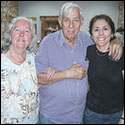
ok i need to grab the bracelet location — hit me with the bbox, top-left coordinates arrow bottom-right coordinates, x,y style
121,117 -> 124,120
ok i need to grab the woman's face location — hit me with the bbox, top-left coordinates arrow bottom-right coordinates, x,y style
11,20 -> 31,51
92,19 -> 112,48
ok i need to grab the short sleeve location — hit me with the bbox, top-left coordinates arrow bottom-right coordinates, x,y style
86,46 -> 91,61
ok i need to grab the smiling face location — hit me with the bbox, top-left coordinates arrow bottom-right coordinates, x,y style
60,8 -> 83,45
10,20 -> 31,52
92,19 -> 112,50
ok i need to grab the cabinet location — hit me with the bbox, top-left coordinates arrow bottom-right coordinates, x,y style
40,16 -> 61,38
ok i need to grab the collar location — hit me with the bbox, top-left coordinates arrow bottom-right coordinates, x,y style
59,30 -> 83,47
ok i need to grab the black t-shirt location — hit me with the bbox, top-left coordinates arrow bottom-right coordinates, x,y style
86,45 -> 124,114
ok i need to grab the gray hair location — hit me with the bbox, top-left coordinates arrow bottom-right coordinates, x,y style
4,16 -> 37,53
59,2 -> 83,24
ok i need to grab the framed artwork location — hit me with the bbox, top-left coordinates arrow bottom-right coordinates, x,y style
40,16 -> 61,38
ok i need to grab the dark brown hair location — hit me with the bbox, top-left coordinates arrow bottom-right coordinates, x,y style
89,14 -> 115,36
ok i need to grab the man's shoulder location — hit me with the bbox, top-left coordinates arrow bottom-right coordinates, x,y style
79,31 -> 93,42
78,31 -> 93,45
41,30 -> 61,45
79,31 -> 90,37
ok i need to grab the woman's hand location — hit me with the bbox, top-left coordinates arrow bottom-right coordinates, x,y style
45,67 -> 56,79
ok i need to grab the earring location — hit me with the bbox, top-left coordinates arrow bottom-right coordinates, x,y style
111,34 -> 114,39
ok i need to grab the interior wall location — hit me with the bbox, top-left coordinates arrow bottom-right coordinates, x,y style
18,1 -> 120,41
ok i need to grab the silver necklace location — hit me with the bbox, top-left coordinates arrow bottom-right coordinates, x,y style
96,49 -> 108,57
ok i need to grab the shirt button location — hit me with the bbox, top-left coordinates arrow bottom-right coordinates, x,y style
71,50 -> 74,53
77,82 -> 79,86
77,92 -> 79,97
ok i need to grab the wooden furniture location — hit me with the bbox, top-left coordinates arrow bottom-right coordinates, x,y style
40,16 -> 61,38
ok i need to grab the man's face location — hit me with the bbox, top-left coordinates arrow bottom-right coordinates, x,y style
61,8 -> 82,43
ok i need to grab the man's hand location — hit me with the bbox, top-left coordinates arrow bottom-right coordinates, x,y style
109,38 -> 123,60
66,64 -> 87,80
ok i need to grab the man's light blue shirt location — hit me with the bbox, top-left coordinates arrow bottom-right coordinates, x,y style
35,30 -> 93,124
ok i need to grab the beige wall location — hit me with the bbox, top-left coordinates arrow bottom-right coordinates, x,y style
1,1 -> 124,50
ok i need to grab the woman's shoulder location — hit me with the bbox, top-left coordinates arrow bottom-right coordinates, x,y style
1,53 -> 6,59
26,51 -> 36,65
1,53 -> 9,65
1,53 -> 13,72
86,45 -> 96,59
87,44 -> 96,51
26,51 -> 35,58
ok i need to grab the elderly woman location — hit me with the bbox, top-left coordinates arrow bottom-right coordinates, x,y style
1,16 -> 39,124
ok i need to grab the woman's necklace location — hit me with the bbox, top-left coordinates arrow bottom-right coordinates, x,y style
96,49 -> 108,57
7,50 -> 26,65
96,45 -> 109,57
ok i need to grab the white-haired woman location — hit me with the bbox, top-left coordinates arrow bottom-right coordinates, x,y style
1,16 -> 39,124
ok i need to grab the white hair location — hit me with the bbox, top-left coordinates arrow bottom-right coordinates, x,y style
59,2 -> 83,24
4,16 -> 37,53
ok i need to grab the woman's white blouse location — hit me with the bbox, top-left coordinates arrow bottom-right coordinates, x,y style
1,52 -> 39,124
